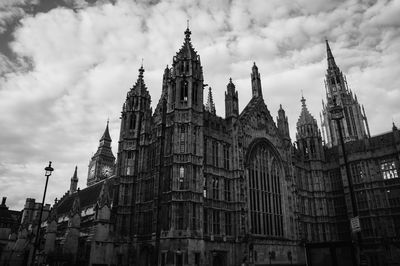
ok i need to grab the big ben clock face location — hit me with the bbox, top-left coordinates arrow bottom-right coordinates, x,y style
101,165 -> 112,177
89,165 -> 95,178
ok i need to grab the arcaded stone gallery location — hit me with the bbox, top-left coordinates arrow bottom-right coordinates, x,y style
2,28 -> 400,266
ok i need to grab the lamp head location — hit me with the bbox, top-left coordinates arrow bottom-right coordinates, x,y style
44,161 -> 54,176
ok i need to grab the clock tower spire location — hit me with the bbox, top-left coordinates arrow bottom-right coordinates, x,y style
87,121 -> 116,186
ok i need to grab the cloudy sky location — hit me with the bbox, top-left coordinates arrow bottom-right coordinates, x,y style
1,0 -> 399,210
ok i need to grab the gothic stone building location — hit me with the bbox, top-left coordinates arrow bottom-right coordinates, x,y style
15,28 -> 400,266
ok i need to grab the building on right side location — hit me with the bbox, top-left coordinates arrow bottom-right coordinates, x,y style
294,40 -> 400,266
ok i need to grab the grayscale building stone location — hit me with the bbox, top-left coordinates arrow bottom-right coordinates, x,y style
1,28 -> 399,266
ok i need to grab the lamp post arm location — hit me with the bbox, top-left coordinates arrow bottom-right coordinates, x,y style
336,119 -> 358,217
31,173 -> 50,266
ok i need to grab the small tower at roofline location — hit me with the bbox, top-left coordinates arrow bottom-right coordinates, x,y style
69,166 -> 78,195
205,87 -> 216,115
115,63 -> 154,236
167,24 -> 204,112
277,104 -> 290,143
321,40 -> 369,147
251,62 -> 263,99
87,121 -> 116,187
297,96 -> 324,160
225,77 -> 239,120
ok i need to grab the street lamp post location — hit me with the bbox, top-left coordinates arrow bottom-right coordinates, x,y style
30,161 -> 54,266
329,99 -> 362,265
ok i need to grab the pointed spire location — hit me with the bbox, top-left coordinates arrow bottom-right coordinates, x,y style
393,121 -> 398,131
278,104 -> 286,116
72,166 -> 78,181
69,166 -> 78,195
326,40 -> 337,69
100,120 -> 111,142
70,190 -> 80,216
206,87 -> 216,115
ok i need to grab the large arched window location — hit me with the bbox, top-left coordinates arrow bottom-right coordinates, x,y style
247,140 -> 283,237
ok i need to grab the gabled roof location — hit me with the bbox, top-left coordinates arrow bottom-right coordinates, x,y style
55,176 -> 116,216
239,96 -> 272,123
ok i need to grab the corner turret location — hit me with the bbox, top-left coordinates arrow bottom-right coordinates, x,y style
296,96 -> 323,160
277,104 -> 290,143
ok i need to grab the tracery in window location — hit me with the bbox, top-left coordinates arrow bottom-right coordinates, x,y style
248,141 -> 283,237
180,79 -> 188,102
180,125 -> 186,153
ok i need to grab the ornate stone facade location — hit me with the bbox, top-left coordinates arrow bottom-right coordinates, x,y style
2,29 -> 399,266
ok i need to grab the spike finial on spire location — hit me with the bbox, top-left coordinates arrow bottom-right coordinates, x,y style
138,62 -> 144,78
301,94 -> 306,107
184,21 -> 191,41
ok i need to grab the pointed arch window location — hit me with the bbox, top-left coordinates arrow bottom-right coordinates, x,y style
129,114 -> 136,130
248,141 -> 283,237
180,79 -> 188,102
192,82 -> 198,105
179,166 -> 185,190
212,177 -> 219,200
